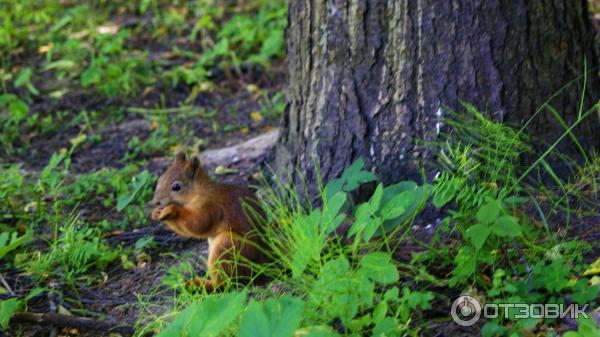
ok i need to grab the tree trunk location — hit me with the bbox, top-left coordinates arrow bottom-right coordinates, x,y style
274,0 -> 599,191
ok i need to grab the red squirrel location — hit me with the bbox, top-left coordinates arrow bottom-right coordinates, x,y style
151,153 -> 268,291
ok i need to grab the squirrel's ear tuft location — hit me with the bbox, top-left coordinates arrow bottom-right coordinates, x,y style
175,152 -> 187,164
185,156 -> 208,180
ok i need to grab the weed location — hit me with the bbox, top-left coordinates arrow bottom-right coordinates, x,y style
166,0 -> 286,86
258,91 -> 286,120
126,125 -> 179,161
0,94 -> 30,154
16,216 -> 120,286
428,98 -> 599,335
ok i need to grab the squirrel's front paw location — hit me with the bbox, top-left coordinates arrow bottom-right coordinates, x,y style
185,277 -> 214,291
185,276 -> 204,288
151,207 -> 162,221
152,204 -> 179,221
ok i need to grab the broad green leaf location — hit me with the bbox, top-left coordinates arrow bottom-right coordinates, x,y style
465,224 -> 491,250
491,215 -> 522,237
8,100 -> 28,121
157,291 -> 246,337
481,321 -> 507,337
563,317 -> 600,337
323,178 -> 344,202
341,158 -> 377,192
397,288 -> 433,322
576,316 -> 600,337
362,217 -> 383,242
0,298 -> 21,329
13,67 -> 37,96
239,296 -> 304,337
381,184 -> 431,233
532,259 -> 570,293
384,288 -> 399,302
347,315 -> 372,332
381,181 -> 417,205
359,253 -> 398,285
0,231 -> 32,261
347,203 -> 371,238
117,170 -> 151,211
24,288 -> 45,301
372,317 -> 399,337
312,257 -> 371,326
401,288 -> 433,310
81,64 -> 101,87
139,0 -> 152,13
117,195 -> 135,212
259,30 -> 283,58
369,183 -> 384,212
14,67 -> 32,88
297,327 -> 339,337
0,94 -> 16,107
348,209 -> 371,237
476,200 -> 501,224
514,317 -> 540,330
355,203 -> 372,223
324,158 -> 377,200
134,236 -> 155,251
321,192 -> 347,234
372,302 -> 388,323
40,152 -> 66,184
450,246 -> 477,287
379,190 -> 416,220
322,258 -> 350,279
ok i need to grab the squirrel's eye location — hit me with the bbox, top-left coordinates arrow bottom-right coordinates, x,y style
171,181 -> 182,191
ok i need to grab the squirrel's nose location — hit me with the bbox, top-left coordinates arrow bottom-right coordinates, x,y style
153,199 -> 162,207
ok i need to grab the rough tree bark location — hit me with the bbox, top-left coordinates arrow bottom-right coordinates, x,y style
274,0 -> 600,190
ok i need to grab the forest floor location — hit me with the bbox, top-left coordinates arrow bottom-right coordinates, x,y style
1,2 -> 600,337
0,2 -> 288,336
3,68 -> 285,337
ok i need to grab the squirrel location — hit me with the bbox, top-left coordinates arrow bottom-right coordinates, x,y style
150,152 -> 268,291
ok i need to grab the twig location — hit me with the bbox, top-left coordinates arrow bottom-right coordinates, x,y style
0,272 -> 14,296
10,312 -> 134,336
127,105 -> 217,118
127,105 -> 194,114
48,282 -> 60,337
105,226 -> 188,246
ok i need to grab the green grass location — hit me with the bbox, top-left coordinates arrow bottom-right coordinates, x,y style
0,0 -> 287,157
15,215 -> 121,286
1,0 -> 285,95
1,1 -> 599,336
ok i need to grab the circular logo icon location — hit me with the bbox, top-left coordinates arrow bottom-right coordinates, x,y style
451,295 -> 481,326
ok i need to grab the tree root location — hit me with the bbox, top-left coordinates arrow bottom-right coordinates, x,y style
10,312 -> 134,336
